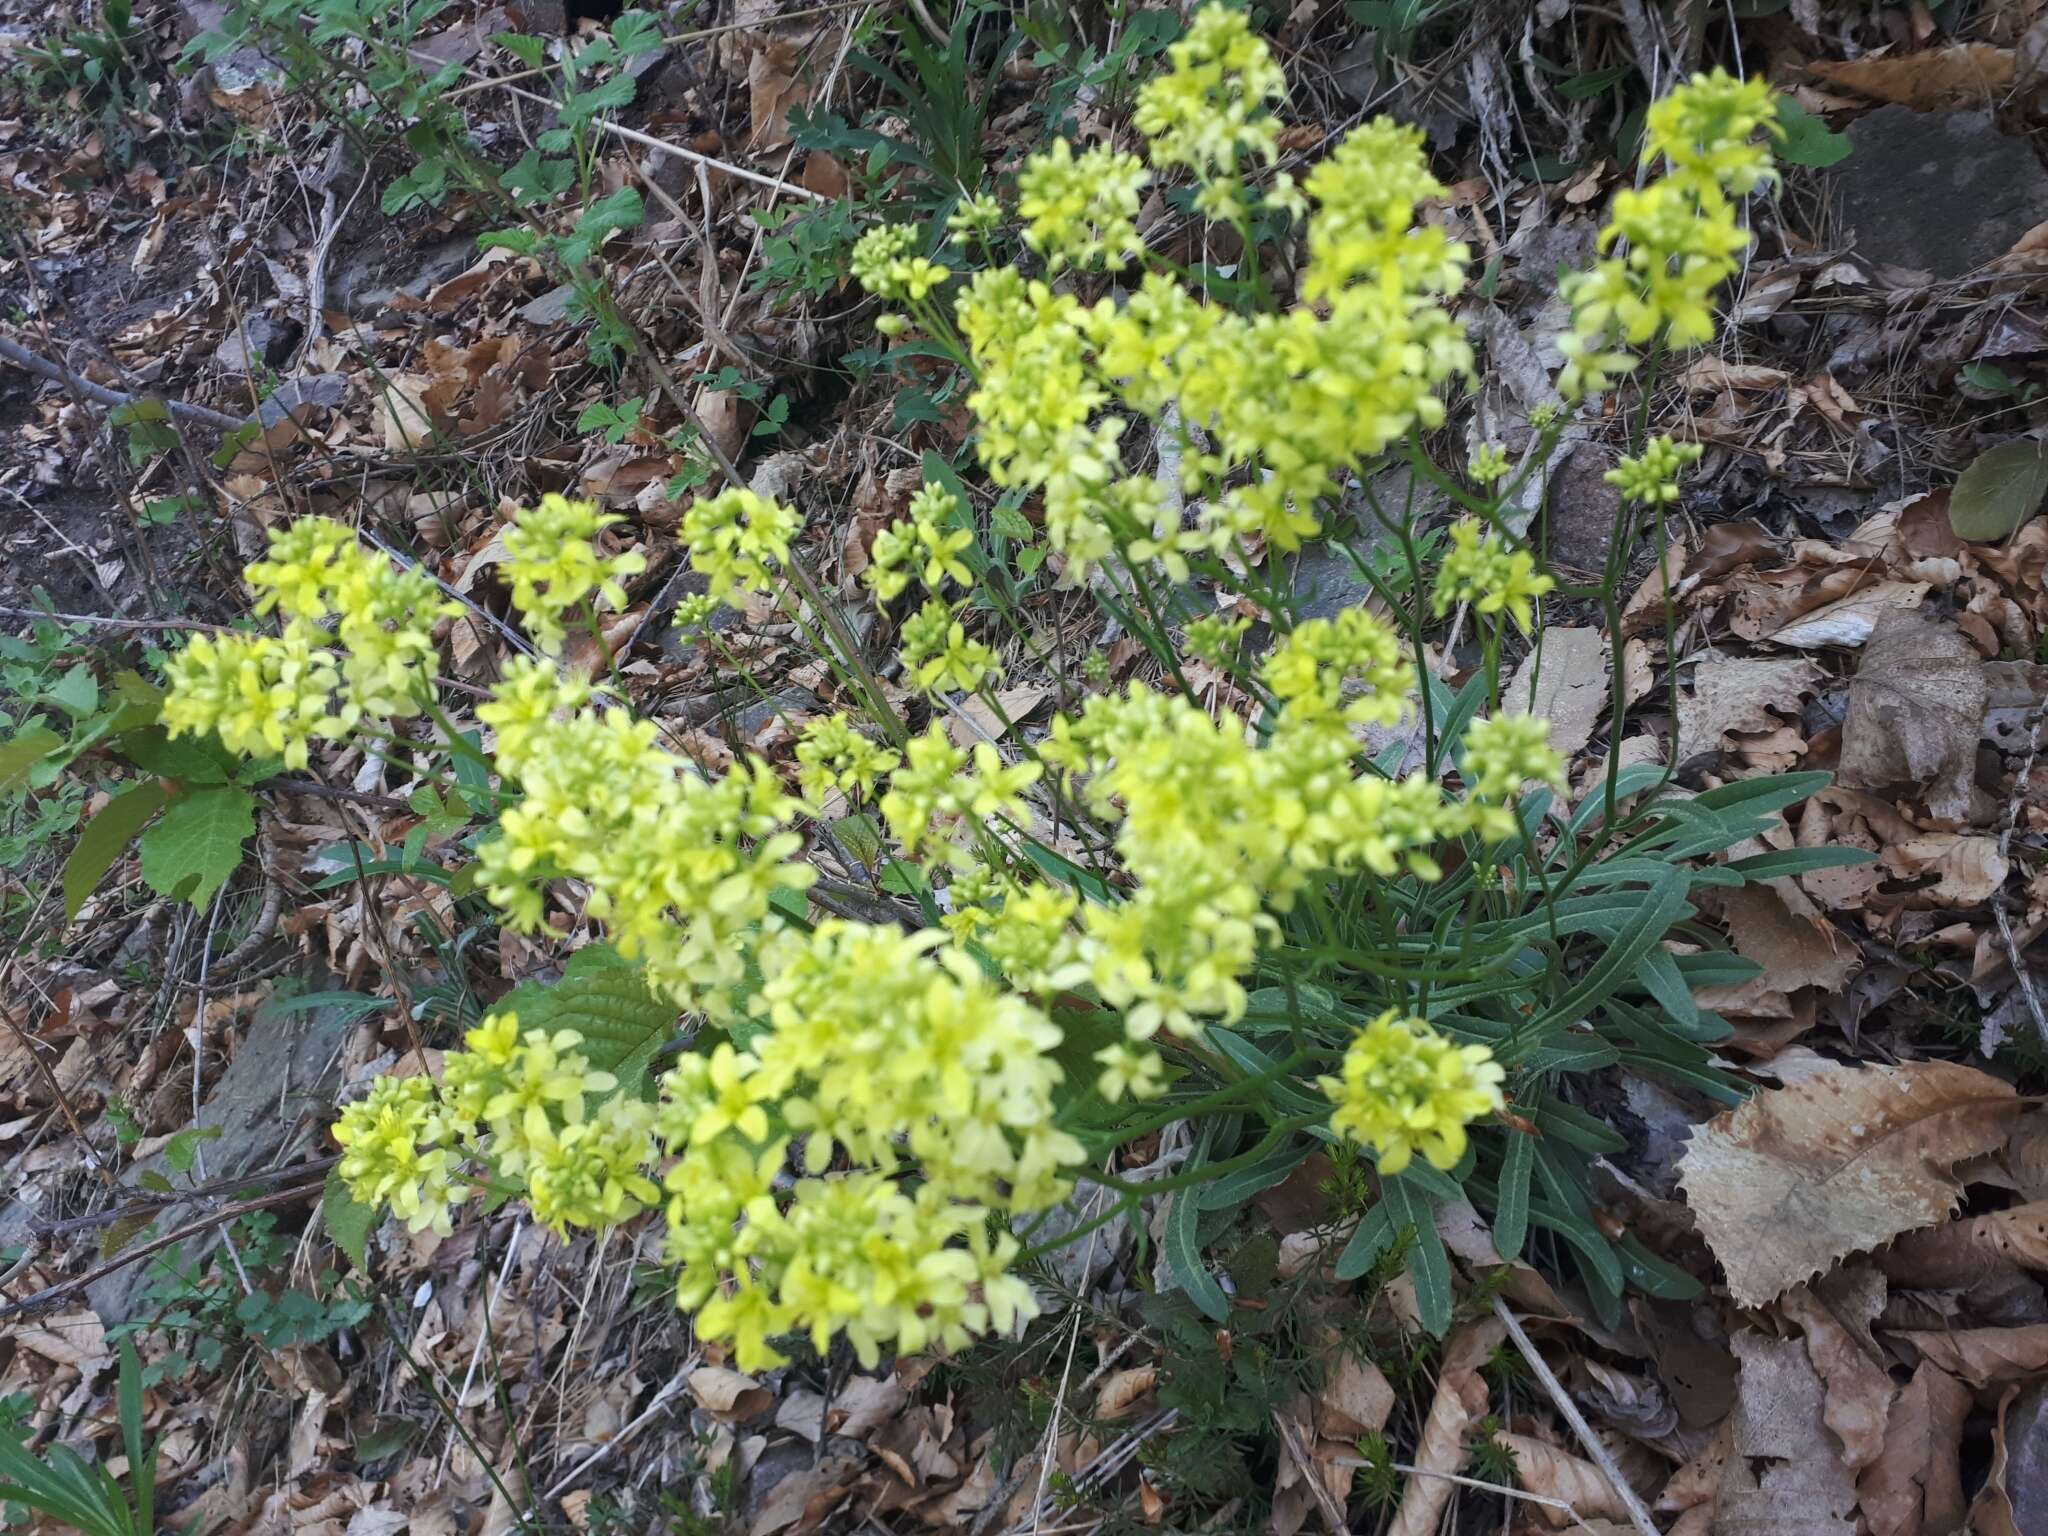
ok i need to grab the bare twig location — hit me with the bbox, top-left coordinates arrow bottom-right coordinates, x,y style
0,335 -> 245,432
0,1179 -> 326,1319
1492,1297 -> 1659,1536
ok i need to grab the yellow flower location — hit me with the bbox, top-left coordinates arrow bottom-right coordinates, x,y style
794,712 -> 900,805
680,486 -> 802,607
1606,434 -> 1703,505
1431,519 -> 1553,634
333,1075 -> 465,1235
161,627 -> 342,770
1320,1010 -> 1505,1174
1461,713 -> 1566,804
866,481 -> 975,602
1468,443 -> 1511,484
897,598 -> 1001,695
501,494 -> 647,654
1016,138 -> 1149,272
1133,4 -> 1285,186
526,1096 -> 661,1233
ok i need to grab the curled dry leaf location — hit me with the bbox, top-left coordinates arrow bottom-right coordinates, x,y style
1718,885 -> 1860,995
1388,1318 -> 1503,1536
1856,1362 -> 1971,1536
1767,578 -> 1929,650
1676,1058 -> 2019,1307
1875,1196 -> 2048,1294
688,1365 -> 773,1422
1808,44 -> 2016,108
1677,655 -> 1826,760
1891,1325 -> 2048,1388
1778,1269 -> 1892,1472
1491,1432 -> 1634,1528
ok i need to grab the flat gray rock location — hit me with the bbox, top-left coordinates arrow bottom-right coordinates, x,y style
1835,106 -> 2048,278
85,990 -> 360,1325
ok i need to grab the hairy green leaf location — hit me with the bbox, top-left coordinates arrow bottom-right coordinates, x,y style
139,784 -> 254,907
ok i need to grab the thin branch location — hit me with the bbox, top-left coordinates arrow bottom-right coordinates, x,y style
0,335 -> 245,432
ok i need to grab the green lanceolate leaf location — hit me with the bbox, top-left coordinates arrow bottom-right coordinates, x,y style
63,779 -> 167,920
1492,1129 -> 1533,1262
1164,1120 -> 1232,1321
1382,1174 -> 1451,1334
139,783 -> 255,907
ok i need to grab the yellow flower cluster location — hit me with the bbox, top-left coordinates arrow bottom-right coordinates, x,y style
911,24 -> 1472,580
680,487 -> 803,607
163,517 -> 455,768
1320,1010 -> 1505,1174
1460,712 -> 1566,838
659,919 -> 1080,1368
1431,519 -> 1553,634
475,656 -> 812,1015
867,481 -> 974,603
500,494 -> 647,653
794,712 -> 900,804
332,1074 -> 467,1235
898,599 -> 1002,696
1558,70 -> 1777,397
850,223 -> 949,303
1132,3 -> 1286,214
880,724 -> 1040,865
1606,434 -> 1703,505
1015,138 -> 1150,272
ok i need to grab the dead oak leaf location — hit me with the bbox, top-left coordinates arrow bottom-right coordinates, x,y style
1678,655 -> 1826,760
1713,1331 -> 1858,1536
1719,885 -> 1861,994
1676,1059 -> 2019,1307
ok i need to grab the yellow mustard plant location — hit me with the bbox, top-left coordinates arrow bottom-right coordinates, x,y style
794,712 -> 901,805
1558,69 -> 1777,397
1320,1010 -> 1505,1174
898,598 -> 1001,695
867,481 -> 975,602
880,724 -> 1040,865
164,517 -> 455,768
1606,434 -> 1704,505
1016,137 -> 1150,272
332,1075 -> 467,1236
680,486 -> 802,608
1431,519 -> 1554,634
500,494 -> 647,653
1468,443 -> 1511,484
1132,2 -> 1286,212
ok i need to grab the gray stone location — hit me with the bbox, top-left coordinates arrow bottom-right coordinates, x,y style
86,990 -> 360,1325
213,315 -> 296,373
1542,441 -> 1624,575
517,283 -> 578,326
1836,106 -> 2048,278
254,371 -> 347,428
333,233 -> 477,315
2000,1380 -> 2048,1536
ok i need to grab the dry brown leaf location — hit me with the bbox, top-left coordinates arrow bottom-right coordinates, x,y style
1809,44 -> 2015,108
1839,611 -> 1987,824
746,38 -> 811,150
1875,1196 -> 2048,1294
1857,1361 -> 1971,1536
1492,1432 -> 1633,1527
688,1366 -> 773,1422
1095,1367 -> 1158,1422
1891,1325 -> 2048,1387
1388,1318 -> 1502,1536
1718,885 -> 1860,995
1676,1059 -> 2019,1307
1678,656 -> 1826,760
1767,578 -> 1929,649
1656,1418 -> 1730,1511
1779,1269 -> 1892,1472
1313,1337 -> 1394,1440
1969,1382 -> 2037,1536
1677,356 -> 1790,393
1881,834 -> 2010,907
1502,627 -> 1608,760
1713,1331 -> 1858,1536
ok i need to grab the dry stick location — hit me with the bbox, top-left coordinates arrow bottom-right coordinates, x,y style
0,1179 -> 326,1320
1491,1296 -> 1659,1536
0,335 -> 245,432
27,1155 -> 341,1239
0,604 -> 235,634
1993,702 -> 2048,1051
539,1368 -> 696,1503
1329,1456 -> 1597,1524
